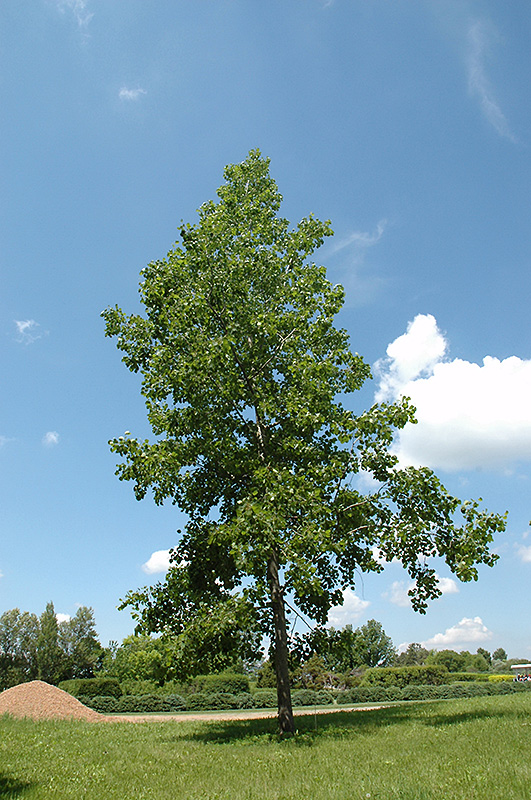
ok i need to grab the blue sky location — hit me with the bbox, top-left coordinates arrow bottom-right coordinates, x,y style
1,0 -> 530,657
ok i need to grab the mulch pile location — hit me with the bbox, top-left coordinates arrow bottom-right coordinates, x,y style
0,680 -> 105,722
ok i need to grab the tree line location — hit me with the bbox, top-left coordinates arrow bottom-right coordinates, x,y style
1,601 -> 520,696
0,602 -> 103,689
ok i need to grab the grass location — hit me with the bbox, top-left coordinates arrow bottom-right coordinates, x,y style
2,694 -> 531,799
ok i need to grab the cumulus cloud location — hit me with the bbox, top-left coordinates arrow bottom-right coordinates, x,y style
375,314 -> 531,472
119,87 -> 147,101
422,616 -> 492,649
327,588 -> 370,627
142,549 -> 171,574
14,319 -> 42,345
42,431 -> 60,447
56,613 -> 71,623
386,575 -> 459,608
467,20 -> 516,142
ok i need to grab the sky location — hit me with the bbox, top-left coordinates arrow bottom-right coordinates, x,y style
1,0 -> 530,658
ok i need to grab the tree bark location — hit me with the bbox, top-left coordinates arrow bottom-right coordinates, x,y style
267,549 -> 295,735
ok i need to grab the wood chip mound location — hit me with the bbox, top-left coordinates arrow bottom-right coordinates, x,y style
0,680 -> 105,722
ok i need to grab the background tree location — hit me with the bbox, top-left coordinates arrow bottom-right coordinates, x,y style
492,648 -> 507,662
0,609 -> 39,689
351,619 -> 396,668
395,643 -> 429,667
36,602 -> 64,684
57,606 -> 104,679
104,150 -> 506,733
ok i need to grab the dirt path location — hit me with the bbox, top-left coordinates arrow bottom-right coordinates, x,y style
107,705 -> 384,723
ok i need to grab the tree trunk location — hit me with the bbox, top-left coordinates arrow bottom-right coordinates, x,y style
267,550 -> 295,735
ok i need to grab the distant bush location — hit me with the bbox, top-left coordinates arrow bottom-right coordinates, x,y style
59,678 -> 122,698
191,672 -> 251,696
487,674 -> 513,682
81,695 -> 120,713
361,665 -> 448,687
447,672 -> 490,683
252,689 -> 277,708
291,689 -> 319,707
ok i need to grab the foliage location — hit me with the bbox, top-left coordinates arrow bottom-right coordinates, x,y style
36,603 -> 64,684
493,647 -> 508,661
395,642 -> 430,666
59,677 -> 122,698
0,608 -> 39,688
57,606 -> 104,679
0,603 -> 103,689
190,671 -> 251,695
361,664 -> 449,687
293,620 -> 395,672
102,635 -> 169,685
103,150 -> 506,732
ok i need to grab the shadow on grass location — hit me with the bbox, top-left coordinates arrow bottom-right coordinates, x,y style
166,700 -> 526,746
0,773 -> 34,798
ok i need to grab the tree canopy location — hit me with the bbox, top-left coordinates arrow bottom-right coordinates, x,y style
103,150 -> 506,733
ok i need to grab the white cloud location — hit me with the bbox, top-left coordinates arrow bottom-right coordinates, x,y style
387,575 -> 459,608
375,314 -> 531,472
437,576 -> 459,596
466,20 -> 516,143
55,0 -> 93,29
331,220 -> 387,255
327,588 -> 370,627
42,431 -> 60,447
56,613 -> 70,623
375,314 -> 447,403
14,319 -> 42,345
387,580 -> 413,608
142,549 -> 171,574
422,616 -> 492,649
516,545 -> 531,564
119,87 -> 147,101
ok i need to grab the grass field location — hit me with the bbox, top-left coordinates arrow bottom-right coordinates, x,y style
2,694 -> 531,799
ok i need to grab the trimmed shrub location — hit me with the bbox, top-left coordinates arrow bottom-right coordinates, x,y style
252,689 -> 277,708
447,672 -> 490,683
81,695 -> 120,713
191,672 -> 251,696
291,689 -> 319,707
59,678 -> 122,698
361,665 -> 448,687
316,690 -> 335,706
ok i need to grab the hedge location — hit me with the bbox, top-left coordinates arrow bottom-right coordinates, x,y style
79,680 -> 531,714
361,665 -> 449,687
190,672 -> 251,696
59,678 -> 122,698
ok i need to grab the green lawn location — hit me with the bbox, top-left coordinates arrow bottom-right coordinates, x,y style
1,694 -> 531,799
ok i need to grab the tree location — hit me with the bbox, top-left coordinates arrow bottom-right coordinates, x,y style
476,647 -> 492,667
57,606 -> 104,679
493,647 -> 507,662
36,602 -> 63,684
103,150 -> 506,733
351,619 -> 396,668
0,609 -> 39,689
426,649 -> 466,673
395,643 -> 429,667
